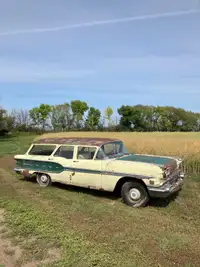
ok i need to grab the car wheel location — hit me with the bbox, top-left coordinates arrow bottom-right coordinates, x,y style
36,173 -> 52,187
121,181 -> 149,207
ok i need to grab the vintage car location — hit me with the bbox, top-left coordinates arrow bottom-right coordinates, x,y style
14,137 -> 184,207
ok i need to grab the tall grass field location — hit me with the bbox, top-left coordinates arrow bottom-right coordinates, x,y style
38,132 -> 200,174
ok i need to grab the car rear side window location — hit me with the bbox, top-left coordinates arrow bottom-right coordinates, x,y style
77,146 -> 97,160
54,146 -> 74,159
29,145 -> 56,156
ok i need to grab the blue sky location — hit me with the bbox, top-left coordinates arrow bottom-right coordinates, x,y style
0,0 -> 200,115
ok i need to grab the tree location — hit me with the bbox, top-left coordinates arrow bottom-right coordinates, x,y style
104,106 -> 113,127
152,106 -> 173,131
51,103 -> 74,131
0,107 -> 7,132
29,104 -> 52,130
71,100 -> 89,129
12,109 -> 30,131
118,105 -> 150,131
130,105 -> 154,131
85,107 -> 101,130
0,107 -> 16,134
5,113 -> 15,131
118,105 -> 132,130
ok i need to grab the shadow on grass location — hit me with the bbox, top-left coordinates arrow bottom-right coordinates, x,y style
23,177 -> 180,207
54,182 -> 119,201
148,191 -> 180,208
23,176 -> 120,201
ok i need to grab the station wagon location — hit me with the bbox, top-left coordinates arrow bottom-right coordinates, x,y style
14,137 -> 184,207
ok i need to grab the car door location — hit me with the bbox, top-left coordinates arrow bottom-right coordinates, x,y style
71,146 -> 102,189
50,145 -> 75,184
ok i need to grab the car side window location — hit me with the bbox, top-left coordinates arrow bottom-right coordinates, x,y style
77,146 -> 97,160
101,142 -> 124,157
96,148 -> 105,159
29,145 -> 56,156
54,146 -> 74,159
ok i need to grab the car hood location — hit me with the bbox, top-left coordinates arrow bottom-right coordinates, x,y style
117,154 -> 177,169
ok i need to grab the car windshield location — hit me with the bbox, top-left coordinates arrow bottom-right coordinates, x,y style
96,141 -> 129,159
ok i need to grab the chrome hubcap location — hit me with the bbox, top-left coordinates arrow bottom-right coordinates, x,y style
129,188 -> 141,201
41,175 -> 48,183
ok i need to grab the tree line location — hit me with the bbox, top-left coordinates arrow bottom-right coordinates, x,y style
1,101 -> 200,134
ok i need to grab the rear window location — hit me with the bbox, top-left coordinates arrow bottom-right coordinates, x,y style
29,145 -> 56,156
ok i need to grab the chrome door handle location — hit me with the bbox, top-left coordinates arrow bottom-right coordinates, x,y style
73,160 -> 79,163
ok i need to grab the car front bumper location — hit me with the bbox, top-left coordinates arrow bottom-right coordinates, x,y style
147,171 -> 184,198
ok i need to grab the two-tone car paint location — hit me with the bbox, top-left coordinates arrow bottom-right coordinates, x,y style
14,137 -> 184,204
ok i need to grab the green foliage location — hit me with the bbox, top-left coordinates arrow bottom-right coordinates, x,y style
71,100 -> 89,129
118,105 -> 152,131
0,107 -> 15,133
0,107 -> 7,131
104,106 -> 113,126
5,114 -> 15,131
1,101 -> 200,132
85,107 -> 101,130
51,103 -> 74,131
118,105 -> 200,132
29,104 -> 52,130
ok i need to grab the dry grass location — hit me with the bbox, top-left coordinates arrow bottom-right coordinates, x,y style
37,132 -> 200,174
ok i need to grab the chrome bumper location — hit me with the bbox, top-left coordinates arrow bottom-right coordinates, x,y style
148,171 -> 184,198
14,168 -> 31,177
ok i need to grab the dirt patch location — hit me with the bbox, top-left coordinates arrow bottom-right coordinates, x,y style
0,209 -> 5,223
22,248 -> 61,267
0,157 -> 15,171
0,209 -> 61,267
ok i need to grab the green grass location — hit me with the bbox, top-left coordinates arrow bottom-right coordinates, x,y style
0,133 -> 37,157
0,134 -> 200,266
1,169 -> 200,267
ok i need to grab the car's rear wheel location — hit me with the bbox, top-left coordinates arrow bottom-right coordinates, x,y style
36,173 -> 52,187
121,181 -> 149,207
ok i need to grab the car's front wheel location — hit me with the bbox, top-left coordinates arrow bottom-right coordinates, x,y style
36,173 -> 52,187
121,181 -> 149,207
